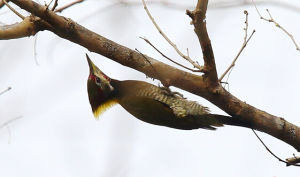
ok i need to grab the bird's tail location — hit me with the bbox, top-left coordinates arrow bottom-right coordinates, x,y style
197,114 -> 252,130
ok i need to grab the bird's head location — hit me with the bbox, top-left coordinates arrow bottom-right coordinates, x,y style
86,54 -> 117,118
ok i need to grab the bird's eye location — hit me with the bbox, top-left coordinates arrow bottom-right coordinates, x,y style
95,77 -> 101,84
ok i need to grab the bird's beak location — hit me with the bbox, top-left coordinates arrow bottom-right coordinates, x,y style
86,54 -> 95,74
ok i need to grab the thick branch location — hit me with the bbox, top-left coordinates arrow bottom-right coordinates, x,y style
8,0 -> 300,151
186,0 -> 218,86
0,16 -> 37,39
0,15 -> 53,40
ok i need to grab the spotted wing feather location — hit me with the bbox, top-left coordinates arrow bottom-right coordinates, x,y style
135,85 -> 210,118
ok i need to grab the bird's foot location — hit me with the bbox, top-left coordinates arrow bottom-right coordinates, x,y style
159,86 -> 186,99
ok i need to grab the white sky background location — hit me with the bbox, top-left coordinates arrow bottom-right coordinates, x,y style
1,0 -> 300,176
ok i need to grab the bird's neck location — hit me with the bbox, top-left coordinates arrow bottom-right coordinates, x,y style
88,81 -> 118,118
93,97 -> 118,118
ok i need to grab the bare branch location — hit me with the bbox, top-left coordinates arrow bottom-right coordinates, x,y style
33,34 -> 39,65
140,37 -> 203,72
252,0 -> 300,51
0,16 -> 46,40
186,0 -> 218,86
0,116 -> 22,143
0,87 -> 11,95
54,0 -> 84,13
0,0 -> 9,9
0,116 -> 22,129
252,129 -> 300,167
219,11 -> 255,81
51,0 -> 58,11
141,0 -> 205,72
134,48 -> 169,86
3,0 -> 24,19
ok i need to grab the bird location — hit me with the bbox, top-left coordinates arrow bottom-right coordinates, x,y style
86,54 -> 248,130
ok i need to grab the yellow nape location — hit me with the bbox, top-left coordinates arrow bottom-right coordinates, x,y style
93,99 -> 118,118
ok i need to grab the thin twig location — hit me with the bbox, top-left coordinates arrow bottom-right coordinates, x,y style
6,126 -> 11,143
51,0 -> 58,11
140,37 -> 202,72
135,48 -> 159,78
141,0 -> 204,71
135,48 -> 169,86
243,10 -> 249,43
252,129 -> 300,167
222,68 -> 234,91
0,116 -> 21,144
54,0 -> 84,13
0,87 -> 11,95
219,11 -> 255,81
252,0 -> 300,51
0,116 -> 22,129
47,0 -> 54,9
3,0 -> 24,19
0,0 -> 10,8
136,49 -> 186,96
34,34 -> 39,65
220,30 -> 255,81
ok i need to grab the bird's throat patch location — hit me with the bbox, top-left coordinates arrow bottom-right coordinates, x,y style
93,99 -> 118,118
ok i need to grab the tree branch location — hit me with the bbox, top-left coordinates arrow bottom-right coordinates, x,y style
0,16 -> 52,40
51,0 -> 58,11
252,0 -> 300,51
7,0 -> 300,152
142,0 -> 205,72
186,0 -> 218,87
0,116 -> 22,129
140,37 -> 201,73
2,0 -> 24,19
0,0 -> 9,9
252,129 -> 300,167
219,11 -> 255,82
0,87 -> 11,95
0,16 -> 35,39
54,0 -> 84,13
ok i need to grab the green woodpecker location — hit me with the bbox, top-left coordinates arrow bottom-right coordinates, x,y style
86,54 -> 246,130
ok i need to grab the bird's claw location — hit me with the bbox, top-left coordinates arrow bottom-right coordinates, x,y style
159,86 -> 186,99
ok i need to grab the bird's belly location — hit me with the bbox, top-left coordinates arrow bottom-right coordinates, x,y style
119,96 -> 174,125
119,96 -> 199,130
